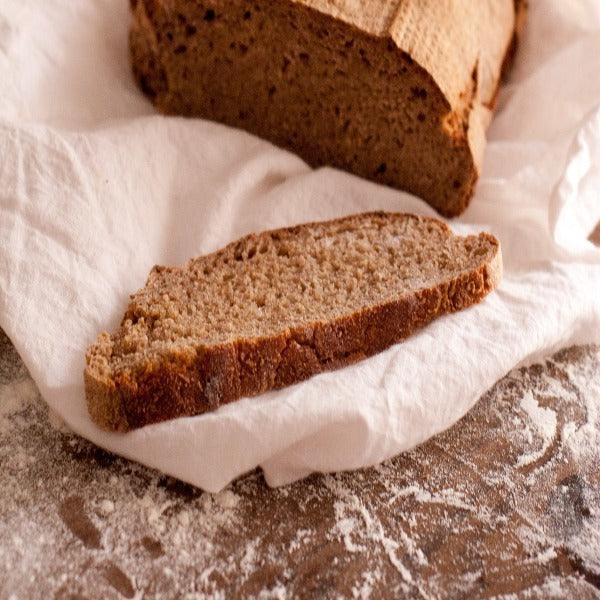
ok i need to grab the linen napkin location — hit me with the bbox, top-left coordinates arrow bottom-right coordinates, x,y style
0,0 -> 599,491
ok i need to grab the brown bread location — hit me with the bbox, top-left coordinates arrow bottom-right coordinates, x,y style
85,212 -> 502,431
129,0 -> 525,216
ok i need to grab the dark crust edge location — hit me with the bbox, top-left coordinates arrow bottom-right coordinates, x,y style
126,0 -> 526,218
84,212 -> 502,432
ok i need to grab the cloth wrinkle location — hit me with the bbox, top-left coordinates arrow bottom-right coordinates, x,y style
0,0 -> 599,491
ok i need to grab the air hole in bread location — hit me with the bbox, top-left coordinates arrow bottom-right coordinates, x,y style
359,48 -> 371,67
411,87 -> 428,100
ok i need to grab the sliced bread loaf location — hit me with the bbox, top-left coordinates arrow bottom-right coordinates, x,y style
85,212 -> 502,431
129,0 -> 525,216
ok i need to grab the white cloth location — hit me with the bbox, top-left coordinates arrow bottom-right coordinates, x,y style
1,0 -> 599,492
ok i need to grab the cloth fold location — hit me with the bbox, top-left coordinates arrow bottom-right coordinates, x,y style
1,0 -> 599,491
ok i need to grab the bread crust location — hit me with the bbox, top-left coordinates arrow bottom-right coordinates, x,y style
85,212 -> 502,431
128,0 -> 523,217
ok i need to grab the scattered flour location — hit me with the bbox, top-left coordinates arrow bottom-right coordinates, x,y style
516,391 -> 558,467
391,484 -> 490,521
534,547 -> 557,564
521,576 -> 565,598
99,499 -> 115,515
258,582 -> 287,599
325,477 -> 414,586
0,378 -> 37,420
288,528 -> 312,552
240,538 -> 260,577
334,508 -> 366,553
352,568 -> 381,600
145,499 -> 176,534
47,408 -> 71,433
560,360 -> 600,465
198,566 -> 216,587
214,489 -> 240,509
178,510 -> 191,527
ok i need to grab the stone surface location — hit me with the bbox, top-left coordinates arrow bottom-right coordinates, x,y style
1,325 -> 599,599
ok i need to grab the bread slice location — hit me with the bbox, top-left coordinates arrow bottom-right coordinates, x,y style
85,212 -> 502,431
129,0 -> 524,216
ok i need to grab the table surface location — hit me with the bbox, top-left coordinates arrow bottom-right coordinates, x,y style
2,228 -> 599,600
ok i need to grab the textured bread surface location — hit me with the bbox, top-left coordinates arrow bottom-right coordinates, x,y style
85,212 -> 502,431
129,0 -> 525,216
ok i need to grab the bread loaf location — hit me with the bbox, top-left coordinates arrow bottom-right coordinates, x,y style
85,212 -> 502,431
129,0 -> 525,216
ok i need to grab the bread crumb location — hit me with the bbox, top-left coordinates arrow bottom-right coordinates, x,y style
99,500 -> 115,515
215,490 -> 240,509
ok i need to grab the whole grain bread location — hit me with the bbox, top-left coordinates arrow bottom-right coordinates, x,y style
129,0 -> 526,217
85,212 -> 502,431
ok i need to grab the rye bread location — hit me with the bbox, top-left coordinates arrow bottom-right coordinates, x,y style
128,0 -> 526,216
85,212 -> 502,431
